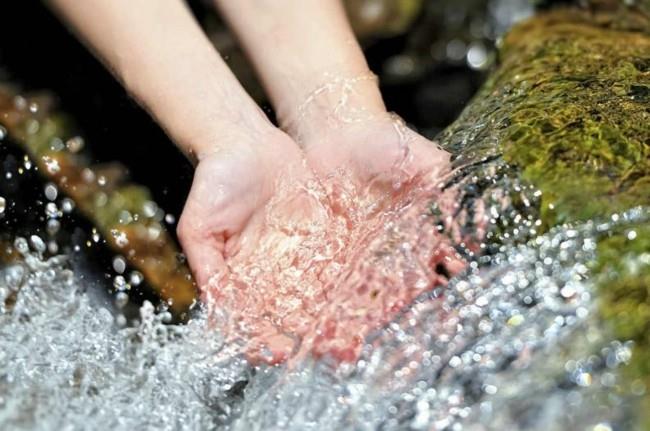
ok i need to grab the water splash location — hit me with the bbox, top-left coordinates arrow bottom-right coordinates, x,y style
1,195 -> 647,430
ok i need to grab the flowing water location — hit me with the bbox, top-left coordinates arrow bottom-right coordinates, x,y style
1,145 -> 647,430
1,1 -> 646,426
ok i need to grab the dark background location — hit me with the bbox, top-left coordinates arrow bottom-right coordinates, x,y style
0,1 -> 482,226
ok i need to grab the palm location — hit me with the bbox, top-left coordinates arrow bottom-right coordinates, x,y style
177,132 -> 309,287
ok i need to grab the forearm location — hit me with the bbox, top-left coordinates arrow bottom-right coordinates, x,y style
213,0 -> 386,139
47,0 -> 272,162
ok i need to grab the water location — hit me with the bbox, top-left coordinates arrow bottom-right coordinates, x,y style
0,2 -> 646,426
1,162 -> 647,429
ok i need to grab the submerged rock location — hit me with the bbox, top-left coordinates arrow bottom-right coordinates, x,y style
441,6 -> 650,427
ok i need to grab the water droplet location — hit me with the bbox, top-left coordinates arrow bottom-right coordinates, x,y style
50,137 -> 65,152
30,235 -> 46,254
576,372 -> 592,387
42,156 -> 60,174
45,202 -> 60,218
115,314 -> 127,327
48,241 -> 59,254
449,356 -> 462,368
44,183 -> 58,201
0,197 -> 6,214
46,219 -> 61,236
467,42 -> 489,70
507,314 -> 524,327
118,210 -> 133,225
112,256 -> 127,274
110,229 -> 129,247
143,201 -> 158,218
66,136 -> 85,153
115,292 -> 129,309
113,275 -> 127,291
61,198 -> 75,213
484,385 -> 498,395
81,168 -> 95,183
129,271 -> 144,286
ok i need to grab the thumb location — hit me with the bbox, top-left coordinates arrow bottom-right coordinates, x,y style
178,222 -> 229,292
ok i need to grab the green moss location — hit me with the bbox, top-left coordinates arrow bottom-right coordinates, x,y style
594,224 -> 650,376
441,8 -> 650,424
499,23 -> 650,228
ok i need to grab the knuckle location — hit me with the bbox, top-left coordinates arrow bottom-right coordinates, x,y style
176,216 -> 192,243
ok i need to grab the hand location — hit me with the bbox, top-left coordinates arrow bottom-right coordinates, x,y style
178,127 -> 337,364
300,113 -> 452,209
177,129 -> 309,287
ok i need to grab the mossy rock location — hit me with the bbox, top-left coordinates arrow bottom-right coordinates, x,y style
440,6 -> 650,427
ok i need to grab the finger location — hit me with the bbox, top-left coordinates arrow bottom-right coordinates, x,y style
178,228 -> 228,291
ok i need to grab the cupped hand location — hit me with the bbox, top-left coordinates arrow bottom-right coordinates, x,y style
177,129 -> 310,288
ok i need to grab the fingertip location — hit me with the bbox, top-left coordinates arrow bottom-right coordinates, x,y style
182,238 -> 229,291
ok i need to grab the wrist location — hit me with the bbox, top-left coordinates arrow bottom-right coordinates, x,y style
186,113 -> 281,164
278,70 -> 387,144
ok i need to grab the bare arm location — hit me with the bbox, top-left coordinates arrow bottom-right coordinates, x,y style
212,0 -> 387,141
48,0 -> 274,162
47,0 -> 311,287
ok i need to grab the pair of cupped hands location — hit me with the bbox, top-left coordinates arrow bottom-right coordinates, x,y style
178,108 -> 452,291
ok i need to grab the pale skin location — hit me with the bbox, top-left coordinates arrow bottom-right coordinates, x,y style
47,0 -> 452,288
